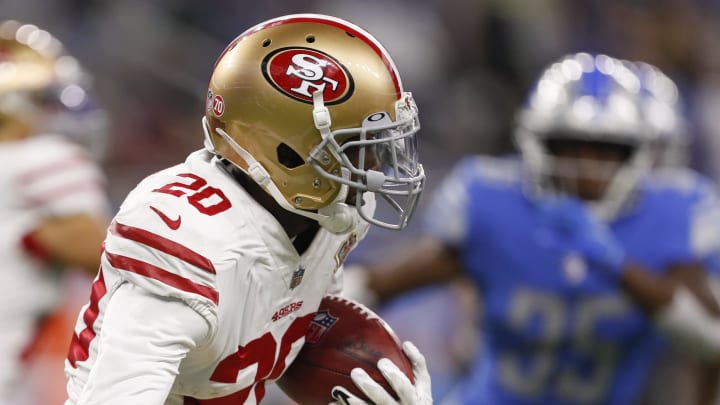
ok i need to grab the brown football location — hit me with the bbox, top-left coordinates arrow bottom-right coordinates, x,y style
277,295 -> 414,404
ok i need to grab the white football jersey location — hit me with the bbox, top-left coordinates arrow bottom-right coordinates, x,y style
65,150 -> 372,404
0,134 -> 108,400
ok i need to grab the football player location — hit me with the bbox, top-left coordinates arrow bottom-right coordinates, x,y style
0,21 -> 111,403
63,14 -> 432,405
344,53 -> 720,404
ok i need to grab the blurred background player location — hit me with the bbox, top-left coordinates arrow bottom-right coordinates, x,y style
343,53 -> 720,405
0,20 -> 111,404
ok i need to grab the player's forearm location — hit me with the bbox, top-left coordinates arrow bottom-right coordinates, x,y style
618,264 -> 720,360
619,261 -> 720,316
32,214 -> 108,275
617,262 -> 675,314
367,238 -> 462,305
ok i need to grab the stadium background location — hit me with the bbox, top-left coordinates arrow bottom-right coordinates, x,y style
4,0 -> 720,403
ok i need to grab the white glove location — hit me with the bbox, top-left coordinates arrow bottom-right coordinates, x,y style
329,341 -> 433,405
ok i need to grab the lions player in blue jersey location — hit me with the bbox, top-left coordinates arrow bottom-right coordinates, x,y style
344,53 -> 720,405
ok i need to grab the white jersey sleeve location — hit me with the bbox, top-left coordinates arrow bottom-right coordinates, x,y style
101,168 -> 230,328
67,281 -> 210,405
103,218 -> 219,315
15,134 -> 108,217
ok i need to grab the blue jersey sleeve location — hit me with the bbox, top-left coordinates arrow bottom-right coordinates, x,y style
421,157 -> 475,248
645,168 -> 720,268
421,155 -> 523,248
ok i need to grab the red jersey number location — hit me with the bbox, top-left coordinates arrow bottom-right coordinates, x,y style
153,173 -> 231,216
188,313 -> 314,404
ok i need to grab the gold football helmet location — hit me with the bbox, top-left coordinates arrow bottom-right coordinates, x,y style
0,20 -> 74,121
0,21 -> 63,92
0,20 -> 108,156
203,14 -> 425,232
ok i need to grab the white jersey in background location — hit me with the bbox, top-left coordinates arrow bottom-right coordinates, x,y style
65,149 -> 372,405
0,134 -> 108,401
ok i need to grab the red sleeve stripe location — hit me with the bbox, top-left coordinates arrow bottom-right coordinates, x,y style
110,221 -> 215,274
23,181 -> 106,209
18,154 -> 92,184
105,251 -> 219,304
68,270 -> 107,368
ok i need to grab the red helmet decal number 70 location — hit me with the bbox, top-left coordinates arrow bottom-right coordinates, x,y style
262,47 -> 354,105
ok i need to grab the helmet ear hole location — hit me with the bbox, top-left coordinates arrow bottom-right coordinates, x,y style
277,143 -> 305,169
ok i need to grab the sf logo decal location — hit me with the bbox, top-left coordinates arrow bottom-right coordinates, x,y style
286,54 -> 340,97
262,47 -> 355,105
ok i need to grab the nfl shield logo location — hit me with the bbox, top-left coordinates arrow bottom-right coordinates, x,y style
306,310 -> 338,344
290,266 -> 305,289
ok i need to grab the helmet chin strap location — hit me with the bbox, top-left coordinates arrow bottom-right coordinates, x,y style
202,117 -> 357,234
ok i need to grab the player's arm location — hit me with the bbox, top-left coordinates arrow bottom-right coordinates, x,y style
616,261 -> 720,359
619,261 -> 720,315
621,264 -> 720,405
646,270 -> 720,360
24,213 -> 108,275
342,238 -> 462,307
352,238 -> 462,306
342,159 -> 473,306
18,139 -> 110,276
71,282 -> 210,405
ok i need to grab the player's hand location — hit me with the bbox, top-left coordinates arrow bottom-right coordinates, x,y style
329,341 -> 433,405
536,196 -> 626,276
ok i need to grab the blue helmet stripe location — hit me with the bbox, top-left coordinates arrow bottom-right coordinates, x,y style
579,69 -> 612,105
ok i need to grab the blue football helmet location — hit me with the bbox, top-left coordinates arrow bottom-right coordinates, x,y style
515,53 -> 657,220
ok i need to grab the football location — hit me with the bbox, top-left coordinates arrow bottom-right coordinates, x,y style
277,295 -> 414,404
